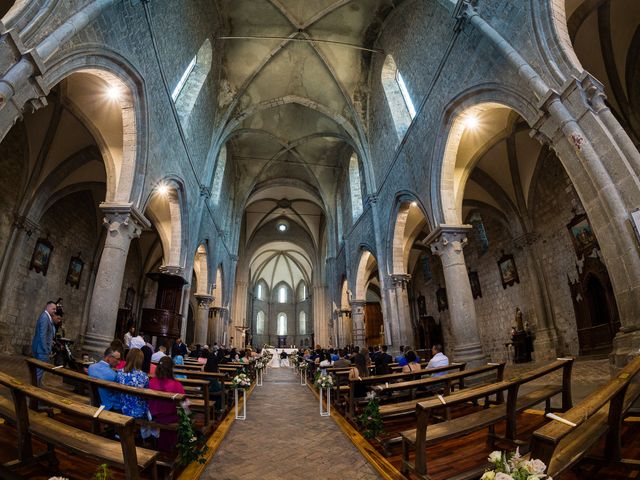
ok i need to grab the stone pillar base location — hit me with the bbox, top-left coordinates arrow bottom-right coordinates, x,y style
532,327 -> 558,361
452,341 -> 489,369
610,328 -> 640,370
82,332 -> 115,358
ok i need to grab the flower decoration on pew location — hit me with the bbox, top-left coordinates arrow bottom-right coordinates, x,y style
254,358 -> 266,370
481,449 -> 552,480
298,361 -> 309,371
177,407 -> 208,467
356,397 -> 385,440
315,373 -> 334,389
231,373 -> 251,390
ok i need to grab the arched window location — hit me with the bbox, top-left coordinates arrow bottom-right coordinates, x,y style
211,144 -> 227,206
256,311 -> 265,334
298,282 -> 307,301
173,39 -> 212,124
469,213 -> 489,254
278,285 -> 287,303
381,55 -> 414,139
299,311 -> 306,335
349,153 -> 363,220
277,313 -> 287,335
256,283 -> 263,300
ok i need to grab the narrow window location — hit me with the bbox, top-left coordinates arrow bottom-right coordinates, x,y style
256,283 -> 263,301
381,55 -> 413,139
469,213 -> 489,254
278,286 -> 287,303
172,56 -> 196,101
349,153 -> 363,220
299,311 -> 306,335
277,313 -> 287,335
256,311 -> 265,334
396,71 -> 416,118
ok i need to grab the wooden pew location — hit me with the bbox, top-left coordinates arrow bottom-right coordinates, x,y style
348,362 -> 466,418
530,356 -> 640,478
0,371 -> 158,480
173,369 -> 229,411
401,358 -> 573,479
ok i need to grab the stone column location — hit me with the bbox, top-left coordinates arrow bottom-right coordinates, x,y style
351,300 -> 366,348
83,203 -> 150,356
390,273 -> 415,349
313,284 -> 328,347
426,225 -> 486,367
194,295 -> 212,345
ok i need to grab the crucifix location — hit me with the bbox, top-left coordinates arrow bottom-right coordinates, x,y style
235,322 -> 250,346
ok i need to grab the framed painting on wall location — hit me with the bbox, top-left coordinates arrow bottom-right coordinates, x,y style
29,238 -> 53,276
567,213 -> 598,259
497,254 -> 519,289
468,270 -> 482,299
65,256 -> 84,289
436,286 -> 448,312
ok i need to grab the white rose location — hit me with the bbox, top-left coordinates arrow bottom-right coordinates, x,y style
488,451 -> 502,463
495,474 -> 514,480
526,459 -> 547,474
480,472 -> 496,480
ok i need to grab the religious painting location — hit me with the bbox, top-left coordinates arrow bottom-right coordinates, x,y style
436,286 -> 448,312
497,254 -> 519,289
468,270 -> 482,299
417,294 -> 427,317
29,238 -> 53,276
65,256 -> 84,289
567,213 -> 598,259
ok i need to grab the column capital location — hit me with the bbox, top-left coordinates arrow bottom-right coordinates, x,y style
425,224 -> 472,256
194,294 -> 213,309
100,202 -> 151,240
351,299 -> 366,311
390,273 -> 412,289
159,265 -> 186,278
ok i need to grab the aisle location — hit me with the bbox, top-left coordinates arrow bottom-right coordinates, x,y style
202,367 -> 381,479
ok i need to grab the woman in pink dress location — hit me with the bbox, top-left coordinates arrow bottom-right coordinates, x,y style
149,356 -> 185,452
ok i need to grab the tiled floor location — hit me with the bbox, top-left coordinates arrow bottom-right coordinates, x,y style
202,366 -> 381,480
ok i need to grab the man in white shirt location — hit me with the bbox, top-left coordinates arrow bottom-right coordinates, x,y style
151,345 -> 167,363
123,325 -> 135,348
426,344 -> 449,377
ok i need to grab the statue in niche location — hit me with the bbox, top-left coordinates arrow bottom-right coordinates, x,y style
515,307 -> 524,332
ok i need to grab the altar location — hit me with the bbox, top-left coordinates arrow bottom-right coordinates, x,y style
264,348 -> 298,368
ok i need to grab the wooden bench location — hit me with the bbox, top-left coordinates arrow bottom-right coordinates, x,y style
0,371 -> 158,480
173,369 -> 230,411
530,356 -> 640,478
348,362 -> 467,418
401,358 -> 573,479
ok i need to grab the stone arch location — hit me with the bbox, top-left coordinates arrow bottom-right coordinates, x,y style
193,243 -> 209,295
433,86 -> 539,225
354,249 -> 377,300
389,193 -> 430,275
142,177 -> 188,269
43,50 -> 149,206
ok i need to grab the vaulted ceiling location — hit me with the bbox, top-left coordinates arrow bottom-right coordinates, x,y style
214,0 -> 405,281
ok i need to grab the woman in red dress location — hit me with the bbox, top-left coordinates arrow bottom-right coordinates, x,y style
149,356 -> 186,452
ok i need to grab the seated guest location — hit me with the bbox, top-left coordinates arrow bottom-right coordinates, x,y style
116,348 -> 149,418
172,338 -> 189,358
204,352 -> 224,413
143,335 -> 155,354
141,345 -> 156,377
374,345 -> 393,375
402,350 -> 422,373
173,355 -> 187,379
149,357 -> 185,452
329,348 -> 339,362
242,349 -> 252,364
110,339 -> 127,370
129,334 -> 145,350
197,347 -> 210,364
348,354 -> 369,398
88,347 -> 122,411
318,351 -> 332,374
151,345 -> 167,363
426,344 -> 449,377
333,349 -> 351,368
395,345 -> 407,367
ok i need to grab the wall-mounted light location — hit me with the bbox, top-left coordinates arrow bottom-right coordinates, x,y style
105,85 -> 121,101
462,114 -> 479,130
411,201 -> 418,207
156,183 -> 170,196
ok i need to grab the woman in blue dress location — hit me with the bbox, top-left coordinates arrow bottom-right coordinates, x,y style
116,348 -> 149,418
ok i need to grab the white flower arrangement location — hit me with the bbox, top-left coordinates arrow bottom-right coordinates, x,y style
481,449 -> 552,480
298,361 -> 309,370
231,373 -> 251,390
315,374 -> 334,389
255,358 -> 267,370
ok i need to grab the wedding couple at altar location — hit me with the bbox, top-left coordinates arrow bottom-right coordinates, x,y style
263,347 -> 297,368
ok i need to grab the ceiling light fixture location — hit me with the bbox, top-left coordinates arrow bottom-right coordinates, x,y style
156,183 -> 170,196
411,201 -> 417,207
463,114 -> 479,130
276,219 -> 289,233
105,85 -> 121,101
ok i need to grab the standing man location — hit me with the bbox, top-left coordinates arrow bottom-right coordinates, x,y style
31,301 -> 58,386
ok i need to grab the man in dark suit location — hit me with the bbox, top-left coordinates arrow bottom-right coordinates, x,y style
31,301 -> 58,386
374,345 -> 393,375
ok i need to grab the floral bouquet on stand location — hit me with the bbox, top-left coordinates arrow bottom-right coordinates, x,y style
315,373 -> 334,389
290,355 -> 300,370
481,449 -> 552,480
231,373 -> 251,390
